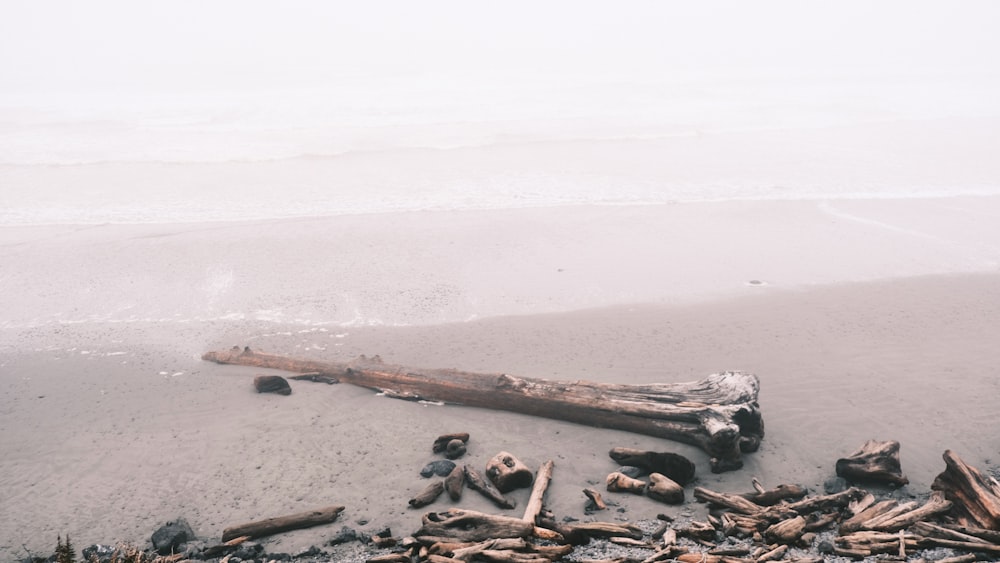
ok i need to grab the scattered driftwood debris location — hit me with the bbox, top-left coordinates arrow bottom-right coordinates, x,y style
370,444 -> 1000,563
202,346 -> 764,472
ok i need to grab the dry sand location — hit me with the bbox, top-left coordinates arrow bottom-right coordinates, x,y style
2,198 -> 999,560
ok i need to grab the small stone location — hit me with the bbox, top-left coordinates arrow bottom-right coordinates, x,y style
233,542 -> 263,561
420,459 -> 456,477
82,545 -> 116,563
151,518 -> 195,555
817,540 -> 835,554
328,526 -> 359,546
823,476 -> 848,494
617,466 -> 645,478
445,439 -> 467,459
293,546 -> 322,558
253,375 -> 291,395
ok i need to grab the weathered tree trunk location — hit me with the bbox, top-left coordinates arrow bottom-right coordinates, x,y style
221,505 -> 344,542
932,449 -> 1000,529
202,347 -> 763,472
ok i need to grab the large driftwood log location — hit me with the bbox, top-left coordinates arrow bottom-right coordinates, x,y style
932,449 -> 1000,529
221,505 -> 344,542
202,347 -> 763,472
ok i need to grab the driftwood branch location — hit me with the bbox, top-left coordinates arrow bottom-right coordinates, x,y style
202,347 -> 763,472
221,505 -> 344,542
522,460 -> 554,524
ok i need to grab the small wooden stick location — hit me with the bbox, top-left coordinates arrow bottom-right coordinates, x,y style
522,460 -> 555,523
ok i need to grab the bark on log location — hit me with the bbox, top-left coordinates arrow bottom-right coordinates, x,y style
221,505 -> 345,542
835,440 -> 909,486
415,509 -> 534,543
202,347 -> 763,472
932,449 -> 1000,529
607,447 -> 696,485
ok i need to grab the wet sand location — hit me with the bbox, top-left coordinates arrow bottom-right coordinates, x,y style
2,199 -> 999,559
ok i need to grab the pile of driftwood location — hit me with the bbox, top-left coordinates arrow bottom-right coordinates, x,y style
359,439 -> 1000,563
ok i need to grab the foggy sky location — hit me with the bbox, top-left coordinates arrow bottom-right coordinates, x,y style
3,1 -> 999,96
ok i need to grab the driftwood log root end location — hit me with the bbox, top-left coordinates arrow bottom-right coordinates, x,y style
836,439 -> 909,486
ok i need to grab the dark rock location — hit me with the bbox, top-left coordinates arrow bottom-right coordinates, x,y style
182,541 -> 207,559
266,552 -> 291,561
328,526 -> 359,546
151,518 -> 195,555
82,545 -> 116,563
823,476 -> 848,494
617,466 -> 645,478
233,542 -> 263,561
420,459 -> 456,477
293,546 -> 323,558
253,375 -> 291,395
817,539 -> 835,554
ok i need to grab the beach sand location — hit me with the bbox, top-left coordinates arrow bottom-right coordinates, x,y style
2,198 -> 999,560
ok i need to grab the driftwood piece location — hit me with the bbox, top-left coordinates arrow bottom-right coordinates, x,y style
835,440 -> 909,486
608,447 -> 696,485
221,505 -> 344,542
415,509 -> 534,543
647,473 -> 684,504
445,465 -> 465,501
410,481 -> 446,508
740,480 -> 806,506
763,516 -> 806,544
202,347 -> 764,472
868,491 -> 952,532
840,499 -> 898,534
465,465 -> 515,509
693,487 -> 762,515
932,449 -> 1000,529
522,460 -> 554,524
486,452 -> 534,493
606,472 -> 646,494
433,433 -> 471,453
583,488 -> 607,511
554,521 -> 644,544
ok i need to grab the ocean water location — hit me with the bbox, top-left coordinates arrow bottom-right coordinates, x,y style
3,70 -> 1000,225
